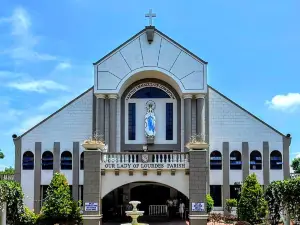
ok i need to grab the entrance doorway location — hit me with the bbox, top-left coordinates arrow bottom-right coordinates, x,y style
102,182 -> 189,223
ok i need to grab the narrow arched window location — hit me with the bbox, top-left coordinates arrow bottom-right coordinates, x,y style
210,151 -> 222,170
80,152 -> 84,170
230,150 -> 242,170
250,150 -> 262,170
270,150 -> 282,170
61,151 -> 72,170
42,151 -> 53,170
22,151 -> 34,170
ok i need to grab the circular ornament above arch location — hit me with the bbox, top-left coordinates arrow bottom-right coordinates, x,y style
125,82 -> 176,100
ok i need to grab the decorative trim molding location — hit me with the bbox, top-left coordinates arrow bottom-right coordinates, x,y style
195,93 -> 205,99
83,214 -> 103,220
183,94 -> 193,99
95,94 -> 106,99
108,94 -> 118,99
125,82 -> 176,100
189,214 -> 208,220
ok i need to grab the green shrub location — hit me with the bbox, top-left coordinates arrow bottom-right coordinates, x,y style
225,198 -> 237,214
0,180 -> 25,224
21,206 -> 37,225
41,173 -> 82,224
206,194 -> 214,214
237,173 -> 267,224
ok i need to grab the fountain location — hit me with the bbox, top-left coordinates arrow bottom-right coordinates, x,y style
121,201 -> 148,225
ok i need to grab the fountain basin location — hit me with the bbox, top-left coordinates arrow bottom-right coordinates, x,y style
121,201 -> 149,225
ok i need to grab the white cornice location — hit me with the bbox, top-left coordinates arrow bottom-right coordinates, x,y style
183,94 -> 193,99
189,214 -> 208,219
195,93 -> 206,99
95,94 -> 106,99
108,94 -> 118,99
82,214 -> 103,220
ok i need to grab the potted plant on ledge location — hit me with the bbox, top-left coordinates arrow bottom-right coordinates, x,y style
186,133 -> 209,150
82,131 -> 105,151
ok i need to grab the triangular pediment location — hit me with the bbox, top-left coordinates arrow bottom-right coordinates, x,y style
93,27 -> 208,94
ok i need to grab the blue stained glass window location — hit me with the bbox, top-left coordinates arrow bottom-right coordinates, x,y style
131,87 -> 170,98
166,103 -> 173,140
210,151 -> 222,170
61,151 -> 72,170
270,150 -> 282,170
42,151 -> 53,170
22,151 -> 34,170
230,151 -> 242,170
250,150 -> 262,170
128,103 -> 136,140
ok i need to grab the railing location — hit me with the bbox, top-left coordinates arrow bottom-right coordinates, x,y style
290,173 -> 300,179
0,174 -> 14,180
149,205 -> 167,216
102,152 -> 189,163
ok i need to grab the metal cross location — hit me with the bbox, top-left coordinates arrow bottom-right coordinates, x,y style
145,9 -> 156,26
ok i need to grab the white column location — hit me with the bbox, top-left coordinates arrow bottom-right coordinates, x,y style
1,202 -> 6,225
183,94 -> 193,151
195,94 -> 205,138
108,94 -> 118,152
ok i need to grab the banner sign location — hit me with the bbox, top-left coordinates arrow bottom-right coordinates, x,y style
102,162 -> 188,169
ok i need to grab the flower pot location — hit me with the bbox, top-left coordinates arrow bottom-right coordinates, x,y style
186,142 -> 209,150
82,142 -> 105,150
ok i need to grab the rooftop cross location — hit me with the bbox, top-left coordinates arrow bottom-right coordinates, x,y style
145,9 -> 156,26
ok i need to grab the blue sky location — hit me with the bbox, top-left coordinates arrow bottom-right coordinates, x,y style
0,0 -> 300,170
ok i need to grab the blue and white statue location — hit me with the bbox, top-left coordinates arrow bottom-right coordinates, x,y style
145,100 -> 156,138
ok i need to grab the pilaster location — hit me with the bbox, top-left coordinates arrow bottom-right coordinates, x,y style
53,142 -> 60,174
184,94 -> 192,151
108,94 -> 118,152
189,149 -> 208,225
83,150 -> 102,225
13,137 -> 22,183
34,142 -> 42,213
222,142 -> 230,215
72,142 -> 80,201
242,142 -> 249,181
195,94 -> 205,136
96,94 -> 106,139
283,135 -> 291,179
263,141 -> 270,186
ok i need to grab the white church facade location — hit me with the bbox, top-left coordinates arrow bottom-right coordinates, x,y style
13,24 -> 291,225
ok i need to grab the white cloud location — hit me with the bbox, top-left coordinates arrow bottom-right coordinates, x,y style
17,114 -> 48,134
7,80 -> 69,93
55,62 -> 72,70
0,7 -> 57,62
266,93 -> 300,112
38,96 -> 72,111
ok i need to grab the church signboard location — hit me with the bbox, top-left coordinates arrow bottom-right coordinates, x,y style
102,162 -> 188,170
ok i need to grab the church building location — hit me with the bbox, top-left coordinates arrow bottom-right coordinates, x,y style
12,12 -> 291,225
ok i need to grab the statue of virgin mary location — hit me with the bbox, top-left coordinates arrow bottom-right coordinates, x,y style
145,101 -> 156,137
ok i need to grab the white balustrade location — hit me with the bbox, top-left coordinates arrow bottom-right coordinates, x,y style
149,205 -> 167,216
102,153 -> 189,163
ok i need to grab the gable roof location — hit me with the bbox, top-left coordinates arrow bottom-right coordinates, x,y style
15,87 -> 94,140
208,85 -> 285,137
93,26 -> 208,66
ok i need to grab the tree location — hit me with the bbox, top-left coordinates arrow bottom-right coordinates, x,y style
41,173 -> 82,224
0,149 -> 4,159
291,157 -> 300,173
237,173 -> 267,224
0,180 -> 26,225
0,167 -> 15,174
